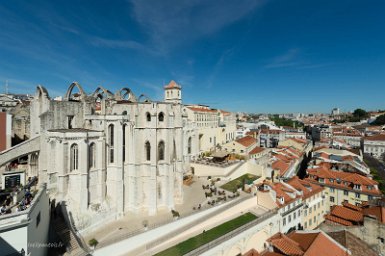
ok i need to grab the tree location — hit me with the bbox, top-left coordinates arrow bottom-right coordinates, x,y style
352,108 -> 369,119
372,114 -> 385,125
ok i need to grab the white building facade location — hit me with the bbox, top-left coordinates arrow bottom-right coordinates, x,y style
28,81 -> 200,223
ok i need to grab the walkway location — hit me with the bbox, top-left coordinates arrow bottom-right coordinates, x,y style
0,136 -> 40,166
93,195 -> 266,256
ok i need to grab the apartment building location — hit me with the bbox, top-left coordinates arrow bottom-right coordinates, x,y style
287,177 -> 326,230
184,105 -> 236,152
305,166 -> 382,210
363,134 -> 385,160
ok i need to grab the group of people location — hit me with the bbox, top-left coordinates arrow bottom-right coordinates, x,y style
16,190 -> 33,212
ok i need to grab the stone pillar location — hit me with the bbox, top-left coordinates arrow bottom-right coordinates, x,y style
78,140 -> 89,211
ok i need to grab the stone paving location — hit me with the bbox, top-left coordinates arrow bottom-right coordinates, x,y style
83,174 -> 253,247
84,176 -> 211,244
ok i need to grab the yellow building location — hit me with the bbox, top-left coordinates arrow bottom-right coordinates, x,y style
287,177 -> 326,230
306,166 -> 382,210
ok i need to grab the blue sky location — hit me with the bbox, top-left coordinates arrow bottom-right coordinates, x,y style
1,0 -> 385,113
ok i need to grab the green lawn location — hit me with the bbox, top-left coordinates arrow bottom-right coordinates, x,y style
220,173 -> 260,192
155,212 -> 257,256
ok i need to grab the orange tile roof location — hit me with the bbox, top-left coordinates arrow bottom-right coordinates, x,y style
286,176 -> 324,200
269,234 -> 304,256
164,80 -> 181,89
306,167 -> 380,195
272,160 -> 290,176
236,136 -> 257,147
325,214 -> 354,226
271,182 -> 299,207
330,205 -> 364,222
243,249 -> 261,256
364,134 -> 385,141
187,106 -> 217,113
249,146 -> 266,155
342,202 -> 362,212
363,206 -> 385,223
266,231 -> 350,256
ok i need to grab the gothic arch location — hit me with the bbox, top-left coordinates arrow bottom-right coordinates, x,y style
92,86 -> 114,101
138,94 -> 152,103
64,82 -> 87,101
115,87 -> 137,102
36,85 -> 49,99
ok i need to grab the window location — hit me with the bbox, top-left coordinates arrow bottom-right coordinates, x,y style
330,196 -> 335,203
108,124 -> 114,163
288,215 -> 291,223
123,124 -> 126,162
283,217 -> 286,226
158,141 -> 165,161
158,112 -> 164,122
355,193 -> 361,198
298,209 -> 301,217
330,188 -> 335,193
67,115 -> 74,129
145,141 -> 151,161
368,195 -> 373,200
36,211 -> 41,228
313,205 -> 316,212
304,222 -> 307,229
188,137 -> 192,154
89,143 -> 96,168
344,190 -> 349,196
70,144 -> 79,171
309,219 -> 312,226
309,207 -> 312,214
146,112 -> 151,122
317,202 -> 320,209
294,212 -> 296,219
304,209 -> 307,216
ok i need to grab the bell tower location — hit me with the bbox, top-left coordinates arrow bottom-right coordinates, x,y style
164,80 -> 181,104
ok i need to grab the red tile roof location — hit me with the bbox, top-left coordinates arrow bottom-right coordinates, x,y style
306,167 -> 381,195
363,206 -> 385,223
272,160 -> 290,176
236,136 -> 257,147
330,205 -> 364,222
249,146 -> 266,155
325,214 -> 354,226
364,134 -> 385,141
164,80 -> 181,89
286,176 -> 324,200
187,106 -> 217,113
265,231 -> 350,256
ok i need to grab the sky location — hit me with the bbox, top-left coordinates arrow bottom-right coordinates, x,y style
1,0 -> 385,113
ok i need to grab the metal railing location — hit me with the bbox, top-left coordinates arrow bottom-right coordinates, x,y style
96,194 -> 252,249
144,195 -> 253,251
183,209 -> 278,256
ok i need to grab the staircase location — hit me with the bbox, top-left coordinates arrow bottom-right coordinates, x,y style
52,217 -> 88,256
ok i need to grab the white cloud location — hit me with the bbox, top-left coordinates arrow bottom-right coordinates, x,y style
129,0 -> 265,54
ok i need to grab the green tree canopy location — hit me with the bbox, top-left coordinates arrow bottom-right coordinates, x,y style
372,114 -> 385,125
353,108 -> 369,119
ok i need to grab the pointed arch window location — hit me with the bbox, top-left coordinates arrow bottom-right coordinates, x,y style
145,141 -> 151,161
158,112 -> 164,122
89,143 -> 96,168
108,124 -> 114,163
158,141 -> 165,161
188,137 -> 192,154
70,144 -> 79,171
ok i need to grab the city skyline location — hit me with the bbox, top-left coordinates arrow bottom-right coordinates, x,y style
1,0 -> 385,113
